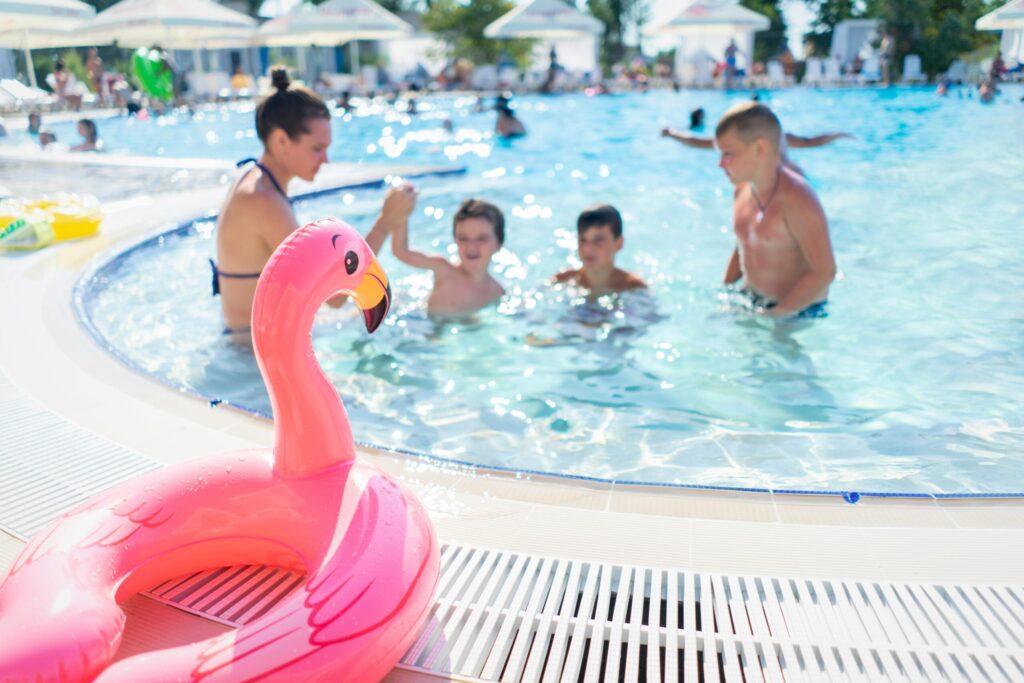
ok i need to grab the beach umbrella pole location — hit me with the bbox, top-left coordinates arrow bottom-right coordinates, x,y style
350,39 -> 359,75
22,31 -> 37,89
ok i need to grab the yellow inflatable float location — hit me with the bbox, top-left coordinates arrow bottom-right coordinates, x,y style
0,196 -> 101,250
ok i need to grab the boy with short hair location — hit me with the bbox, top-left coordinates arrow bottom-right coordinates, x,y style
391,195 -> 506,316
714,102 -> 836,317
553,204 -> 646,297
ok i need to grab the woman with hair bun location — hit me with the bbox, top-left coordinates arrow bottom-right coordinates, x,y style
212,67 -> 415,333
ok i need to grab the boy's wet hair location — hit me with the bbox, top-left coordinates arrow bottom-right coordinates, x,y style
577,204 -> 623,239
453,199 -> 505,247
715,101 -> 782,149
255,67 -> 330,144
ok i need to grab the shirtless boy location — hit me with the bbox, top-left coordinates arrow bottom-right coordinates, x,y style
391,197 -> 506,317
554,204 -> 645,297
714,102 -> 836,317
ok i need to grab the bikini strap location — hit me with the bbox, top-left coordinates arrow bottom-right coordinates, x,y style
236,157 -> 288,200
209,258 -> 261,297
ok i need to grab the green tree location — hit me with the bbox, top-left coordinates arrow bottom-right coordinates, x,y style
802,0 -> 861,57
864,0 -> 998,78
587,0 -> 645,72
423,0 -> 533,67
741,0 -> 788,62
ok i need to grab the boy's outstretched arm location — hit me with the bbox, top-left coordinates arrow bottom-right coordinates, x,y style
784,132 -> 854,148
661,127 -> 715,149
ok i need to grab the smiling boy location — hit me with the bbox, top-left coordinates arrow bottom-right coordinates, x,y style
553,204 -> 645,297
715,102 -> 836,318
391,196 -> 506,317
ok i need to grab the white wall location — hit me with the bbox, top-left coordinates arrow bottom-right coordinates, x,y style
532,36 -> 598,73
1002,29 -> 1024,65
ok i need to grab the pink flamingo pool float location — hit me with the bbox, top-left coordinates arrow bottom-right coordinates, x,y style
0,219 -> 440,681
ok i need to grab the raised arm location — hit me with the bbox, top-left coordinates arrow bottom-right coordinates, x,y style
391,202 -> 454,274
784,132 -> 853,149
661,127 -> 715,149
327,184 -> 416,308
365,184 -> 417,254
770,181 -> 837,316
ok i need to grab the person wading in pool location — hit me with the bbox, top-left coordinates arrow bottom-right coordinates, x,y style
213,67 -> 415,333
715,102 -> 836,318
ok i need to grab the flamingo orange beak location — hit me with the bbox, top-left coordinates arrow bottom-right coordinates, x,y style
349,257 -> 391,333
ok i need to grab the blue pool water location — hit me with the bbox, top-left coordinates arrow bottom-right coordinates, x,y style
77,86 -> 1024,494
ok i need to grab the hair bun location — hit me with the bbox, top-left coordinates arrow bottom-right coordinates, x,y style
270,67 -> 290,92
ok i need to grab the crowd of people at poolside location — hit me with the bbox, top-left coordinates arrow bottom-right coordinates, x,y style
211,67 -> 838,339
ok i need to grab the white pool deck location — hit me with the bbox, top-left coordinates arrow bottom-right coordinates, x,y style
2,155 -> 1024,680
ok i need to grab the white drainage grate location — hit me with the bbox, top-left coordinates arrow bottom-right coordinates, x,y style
0,371 -> 161,539
141,544 -> 1024,683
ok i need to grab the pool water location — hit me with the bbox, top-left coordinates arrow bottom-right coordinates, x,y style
78,86 -> 1024,493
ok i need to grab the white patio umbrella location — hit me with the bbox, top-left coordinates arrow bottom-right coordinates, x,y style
976,0 -> 1024,30
484,0 -> 603,40
644,0 -> 770,35
257,0 -> 412,74
77,0 -> 257,50
0,0 -> 96,87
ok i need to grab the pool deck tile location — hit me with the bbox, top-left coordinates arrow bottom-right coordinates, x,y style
608,483 -> 778,523
773,492 -> 957,528
935,497 -> 1024,529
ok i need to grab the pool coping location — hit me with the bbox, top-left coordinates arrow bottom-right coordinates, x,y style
70,178 -> 1024,502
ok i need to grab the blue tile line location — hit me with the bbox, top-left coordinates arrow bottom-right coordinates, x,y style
72,173 -> 1024,502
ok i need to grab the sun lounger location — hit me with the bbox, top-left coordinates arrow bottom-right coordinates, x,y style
803,57 -> 823,85
901,54 -> 926,83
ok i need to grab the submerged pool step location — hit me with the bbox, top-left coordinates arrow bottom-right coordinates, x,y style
140,544 -> 1024,683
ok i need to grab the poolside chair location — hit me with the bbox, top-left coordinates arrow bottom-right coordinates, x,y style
858,56 -> 882,84
803,57 -> 823,85
0,78 -> 57,109
901,54 -> 926,83
823,57 -> 842,85
944,59 -> 967,83
766,60 -> 788,87
471,64 -> 499,91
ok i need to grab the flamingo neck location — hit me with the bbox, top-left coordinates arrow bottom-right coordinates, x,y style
252,283 -> 355,478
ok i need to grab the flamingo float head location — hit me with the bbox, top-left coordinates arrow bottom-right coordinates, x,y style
251,218 -> 392,477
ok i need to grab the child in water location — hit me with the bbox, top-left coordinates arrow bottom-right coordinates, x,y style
391,193 -> 506,317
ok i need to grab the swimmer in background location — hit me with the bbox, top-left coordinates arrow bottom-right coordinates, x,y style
553,204 -> 646,298
391,194 -> 507,317
495,94 -> 526,138
715,102 -> 836,319
71,118 -> 101,151
213,67 -> 414,332
662,123 -> 852,177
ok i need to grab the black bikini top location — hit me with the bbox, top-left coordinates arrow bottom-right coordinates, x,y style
209,158 -> 291,296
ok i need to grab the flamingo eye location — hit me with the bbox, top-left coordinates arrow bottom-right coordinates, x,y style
344,250 -> 359,275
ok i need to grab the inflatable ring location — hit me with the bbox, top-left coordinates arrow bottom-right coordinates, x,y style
132,47 -> 174,102
0,219 -> 440,681
0,196 -> 101,250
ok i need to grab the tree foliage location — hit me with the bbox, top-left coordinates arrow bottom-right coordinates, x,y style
422,0 -> 533,67
741,0 -> 788,62
802,0 -> 861,57
586,0 -> 646,72
804,0 -> 998,77
864,0 -> 996,78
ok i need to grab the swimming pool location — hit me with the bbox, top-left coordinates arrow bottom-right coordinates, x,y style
77,86 -> 1024,494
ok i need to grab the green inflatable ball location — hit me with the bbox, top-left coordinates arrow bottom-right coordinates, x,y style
132,47 -> 174,102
